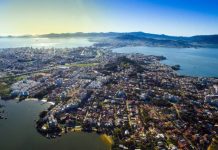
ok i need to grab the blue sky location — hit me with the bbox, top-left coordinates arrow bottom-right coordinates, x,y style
0,0 -> 218,36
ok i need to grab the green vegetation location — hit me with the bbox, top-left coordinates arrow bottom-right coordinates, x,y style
100,134 -> 113,149
103,56 -> 144,75
141,109 -> 152,123
0,82 -> 11,97
208,136 -> 218,150
171,65 -> 181,71
0,75 -> 26,97
64,63 -> 99,67
34,85 -> 56,99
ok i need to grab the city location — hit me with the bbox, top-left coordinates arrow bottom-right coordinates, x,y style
0,46 -> 217,149
1,0 -> 218,150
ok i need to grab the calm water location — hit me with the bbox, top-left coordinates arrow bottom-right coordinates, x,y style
113,46 -> 218,77
0,100 -> 109,150
0,37 -> 93,48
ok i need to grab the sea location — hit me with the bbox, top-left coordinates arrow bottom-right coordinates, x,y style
113,46 -> 218,77
0,37 -> 93,49
0,100 -> 109,150
0,37 -> 218,150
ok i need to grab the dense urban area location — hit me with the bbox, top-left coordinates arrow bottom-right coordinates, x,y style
0,46 -> 218,150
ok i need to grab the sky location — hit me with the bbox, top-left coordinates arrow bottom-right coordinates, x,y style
0,0 -> 218,36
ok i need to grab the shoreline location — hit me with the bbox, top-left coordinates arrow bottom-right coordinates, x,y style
63,126 -> 113,145
68,127 -> 113,148
0,98 -> 55,106
100,134 -> 113,148
1,46 -> 218,149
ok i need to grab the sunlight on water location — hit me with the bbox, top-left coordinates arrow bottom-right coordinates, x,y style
0,38 -> 94,48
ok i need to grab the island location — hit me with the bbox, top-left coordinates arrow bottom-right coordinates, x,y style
171,65 -> 181,71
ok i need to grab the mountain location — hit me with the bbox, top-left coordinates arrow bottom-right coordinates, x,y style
1,32 -> 218,48
113,32 -> 218,47
38,32 -> 121,38
189,35 -> 218,44
39,32 -> 218,47
115,34 -> 192,47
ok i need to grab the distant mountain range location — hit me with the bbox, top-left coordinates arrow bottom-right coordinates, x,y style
1,32 -> 218,48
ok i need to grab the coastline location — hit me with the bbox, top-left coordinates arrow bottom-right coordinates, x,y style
1,46 -> 218,149
100,134 -> 113,148
63,126 -> 113,148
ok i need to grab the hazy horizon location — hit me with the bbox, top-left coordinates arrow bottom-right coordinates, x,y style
1,31 -> 218,38
1,0 -> 218,36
